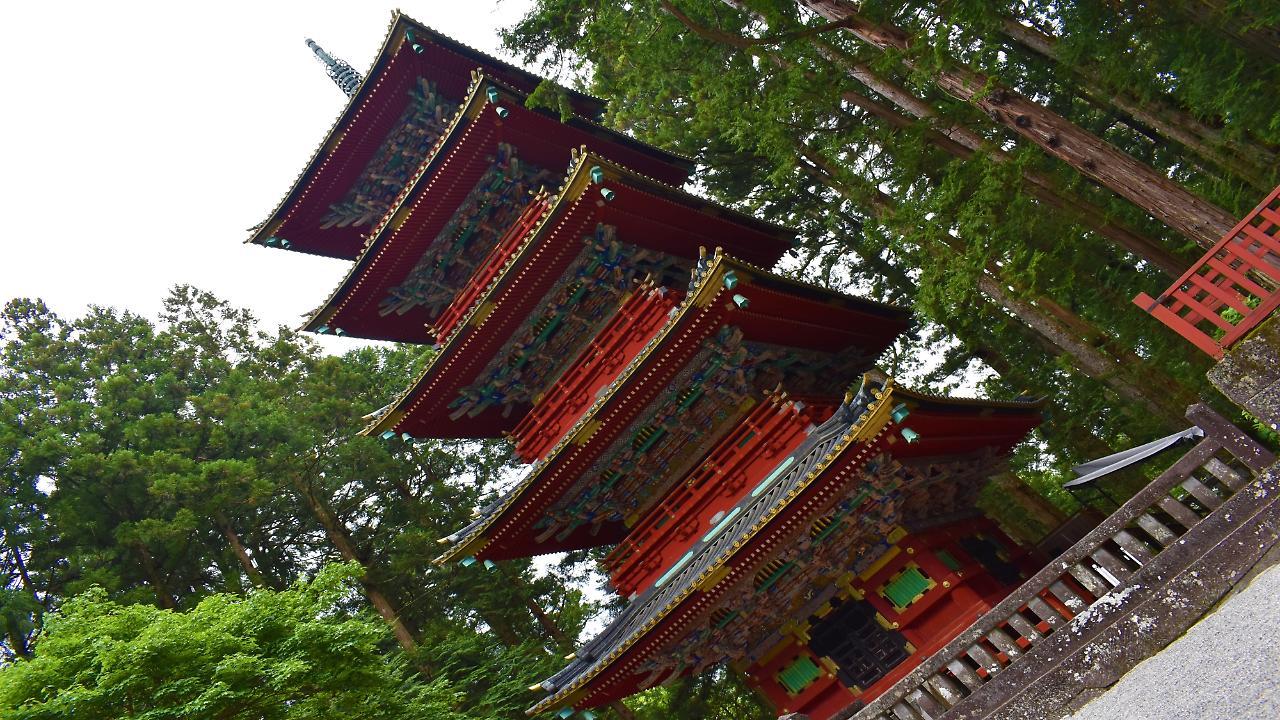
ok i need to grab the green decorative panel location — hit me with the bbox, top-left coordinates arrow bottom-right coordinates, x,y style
881,565 -> 934,610
777,655 -> 822,695
812,517 -> 846,544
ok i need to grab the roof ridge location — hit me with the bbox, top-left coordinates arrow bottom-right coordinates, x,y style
395,10 -> 609,109
573,151 -> 795,239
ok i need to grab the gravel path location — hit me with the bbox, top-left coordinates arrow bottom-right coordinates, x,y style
1068,563 -> 1280,720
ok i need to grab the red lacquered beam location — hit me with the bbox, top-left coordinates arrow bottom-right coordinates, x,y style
606,394 -> 837,597
509,283 -> 681,462
432,195 -> 550,340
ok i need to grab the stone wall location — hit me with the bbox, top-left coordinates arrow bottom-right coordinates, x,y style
1208,314 -> 1280,433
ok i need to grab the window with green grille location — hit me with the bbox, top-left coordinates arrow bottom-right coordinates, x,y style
935,549 -> 963,572
712,609 -> 739,629
754,560 -> 795,592
776,655 -> 822,695
880,564 -> 935,610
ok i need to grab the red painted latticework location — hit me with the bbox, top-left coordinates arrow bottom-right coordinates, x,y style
446,265 -> 910,560
1135,184 -> 1280,359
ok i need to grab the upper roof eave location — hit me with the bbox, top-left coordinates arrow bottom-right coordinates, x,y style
891,383 -> 1049,412
299,75 -> 497,335
353,149 -> 604,439
299,73 -> 711,335
393,11 -> 609,117
577,152 -> 795,248
248,11 -> 692,255
394,16 -> 696,173
714,254 -> 910,323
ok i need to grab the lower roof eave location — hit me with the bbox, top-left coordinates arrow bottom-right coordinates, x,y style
525,377 -> 1044,715
526,375 -> 903,715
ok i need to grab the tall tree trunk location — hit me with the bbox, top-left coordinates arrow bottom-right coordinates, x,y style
364,583 -> 425,659
497,566 -> 575,650
9,543 -> 35,596
963,336 -> 1126,461
213,510 -> 272,589
382,464 -> 525,649
1173,0 -> 1280,66
475,605 -> 524,647
4,546 -> 36,657
800,0 -> 1240,249
818,48 -> 1188,276
998,17 -> 1277,191
696,0 -> 1187,275
291,479 -> 424,662
483,567 -> 637,719
795,146 -> 1188,425
5,621 -> 29,658
973,274 -> 1189,421
133,543 -> 177,609
790,189 -> 1134,461
792,191 -> 1131,461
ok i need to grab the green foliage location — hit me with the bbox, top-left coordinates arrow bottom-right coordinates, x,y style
526,79 -> 577,122
496,2 -> 1277,704
5,1 -> 1280,715
0,288 -> 600,718
1244,410 -> 1280,446
626,669 -> 772,720
500,0 -> 1272,483
0,563 -> 460,719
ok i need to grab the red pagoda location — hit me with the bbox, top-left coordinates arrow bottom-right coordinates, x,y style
256,14 -> 1045,719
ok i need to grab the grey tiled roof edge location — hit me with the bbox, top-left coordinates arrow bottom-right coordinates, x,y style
528,375 -> 892,714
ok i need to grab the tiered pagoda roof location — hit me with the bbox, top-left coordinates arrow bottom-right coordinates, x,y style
527,376 -> 1043,715
431,252 -> 909,559
250,21 -> 1048,720
250,12 -> 692,259
355,162 -> 804,439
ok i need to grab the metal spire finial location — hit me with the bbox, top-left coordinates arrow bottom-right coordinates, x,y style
306,38 -> 363,98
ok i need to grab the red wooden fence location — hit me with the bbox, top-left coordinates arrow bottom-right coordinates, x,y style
1134,184 -> 1280,359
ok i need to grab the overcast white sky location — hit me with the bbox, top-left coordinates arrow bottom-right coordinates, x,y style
0,1 -> 537,348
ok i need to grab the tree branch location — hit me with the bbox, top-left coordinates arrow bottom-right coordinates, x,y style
659,1 -> 848,49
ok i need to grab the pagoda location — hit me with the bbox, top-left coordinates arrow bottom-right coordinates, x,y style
255,14 -> 1045,719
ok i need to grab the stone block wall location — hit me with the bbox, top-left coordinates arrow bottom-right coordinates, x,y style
1208,315 -> 1280,433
